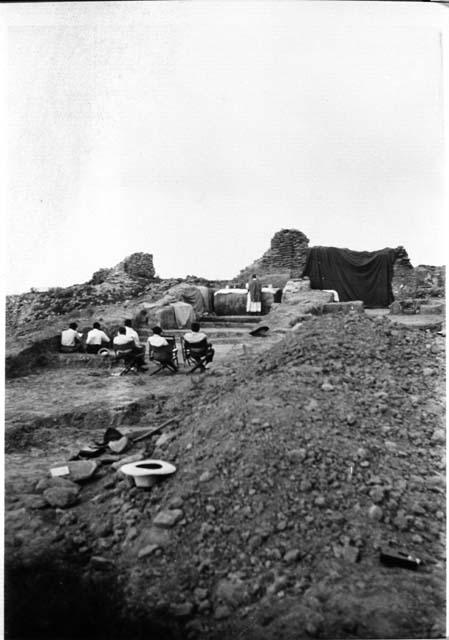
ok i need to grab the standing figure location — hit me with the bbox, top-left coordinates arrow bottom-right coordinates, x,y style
246,274 -> 262,315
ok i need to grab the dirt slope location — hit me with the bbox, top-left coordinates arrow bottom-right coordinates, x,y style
5,313 -> 445,640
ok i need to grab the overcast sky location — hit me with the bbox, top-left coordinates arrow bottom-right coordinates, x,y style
2,1 -> 448,294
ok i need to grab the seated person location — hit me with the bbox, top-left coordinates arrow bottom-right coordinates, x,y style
60,322 -> 83,353
85,322 -> 110,354
113,326 -> 147,371
124,319 -> 141,347
184,322 -> 215,364
147,326 -> 178,372
147,325 -> 169,350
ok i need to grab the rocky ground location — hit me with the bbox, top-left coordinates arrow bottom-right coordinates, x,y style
4,311 -> 446,640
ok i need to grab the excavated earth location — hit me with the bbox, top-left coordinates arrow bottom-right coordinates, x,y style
4,313 -> 446,640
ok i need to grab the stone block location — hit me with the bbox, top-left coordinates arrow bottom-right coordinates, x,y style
43,487 -> 79,508
322,301 -> 364,314
419,303 -> 444,315
389,301 -> 402,315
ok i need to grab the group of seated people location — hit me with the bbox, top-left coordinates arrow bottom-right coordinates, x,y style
60,319 -> 214,372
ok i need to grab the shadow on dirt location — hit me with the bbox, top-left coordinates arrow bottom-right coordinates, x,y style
5,553 -> 180,640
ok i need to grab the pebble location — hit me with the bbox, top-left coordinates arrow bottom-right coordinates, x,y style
368,505 -> 383,521
284,548 -> 301,563
199,471 -> 213,483
393,511 -> 409,531
153,509 -> 184,528
108,437 -> 129,454
369,487 -> 384,504
91,556 -> 114,570
314,496 -> 326,507
321,382 -> 334,392
171,602 -> 194,618
214,605 -> 231,620
194,587 -> 208,602
168,496 -> 184,509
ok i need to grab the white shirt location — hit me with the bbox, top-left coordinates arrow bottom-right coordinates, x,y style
147,335 -> 168,348
61,328 -> 83,347
86,328 -> 110,345
184,331 -> 208,344
125,326 -> 141,347
113,334 -> 135,347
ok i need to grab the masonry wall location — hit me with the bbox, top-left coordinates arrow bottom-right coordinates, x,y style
234,229 -> 310,285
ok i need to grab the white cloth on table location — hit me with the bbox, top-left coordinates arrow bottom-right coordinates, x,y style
322,289 -> 340,302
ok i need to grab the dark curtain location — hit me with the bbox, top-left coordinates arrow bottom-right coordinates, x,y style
302,246 -> 396,308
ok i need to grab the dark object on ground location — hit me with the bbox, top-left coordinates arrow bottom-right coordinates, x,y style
303,246 -> 396,307
380,547 -> 422,570
249,325 -> 270,337
97,427 -> 124,446
69,445 -> 106,461
131,416 -> 180,444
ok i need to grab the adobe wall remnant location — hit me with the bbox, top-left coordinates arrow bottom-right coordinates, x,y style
6,252 -> 158,330
391,246 -> 416,301
235,229 -> 310,285
123,253 -> 155,280
391,246 -> 445,301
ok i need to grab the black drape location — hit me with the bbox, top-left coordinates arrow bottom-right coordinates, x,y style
302,246 -> 396,308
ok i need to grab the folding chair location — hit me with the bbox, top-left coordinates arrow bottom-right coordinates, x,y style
149,336 -> 179,375
181,337 -> 210,373
113,345 -> 140,376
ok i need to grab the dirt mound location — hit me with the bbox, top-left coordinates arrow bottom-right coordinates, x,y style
5,314 -> 445,639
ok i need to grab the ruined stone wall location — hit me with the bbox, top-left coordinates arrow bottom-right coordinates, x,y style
123,253 -> 155,280
391,246 -> 445,301
391,247 -> 416,301
234,229 -> 310,285
6,252 -> 158,330
414,265 -> 445,299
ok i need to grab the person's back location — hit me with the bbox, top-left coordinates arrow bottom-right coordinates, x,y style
147,326 -> 169,349
113,326 -> 147,371
184,322 -> 208,345
184,322 -> 214,364
113,327 -> 134,349
86,322 -> 110,353
124,319 -> 141,347
61,323 -> 83,352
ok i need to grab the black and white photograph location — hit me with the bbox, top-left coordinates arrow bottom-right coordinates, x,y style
2,1 -> 447,639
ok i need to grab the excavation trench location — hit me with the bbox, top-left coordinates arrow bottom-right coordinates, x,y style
5,396 -> 187,640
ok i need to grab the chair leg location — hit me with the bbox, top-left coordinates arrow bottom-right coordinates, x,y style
189,362 -> 205,374
150,365 -> 163,376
